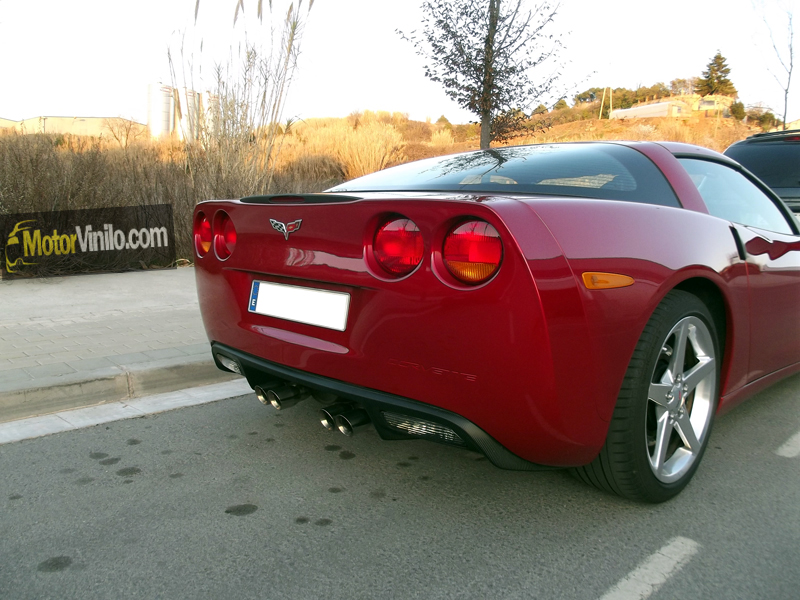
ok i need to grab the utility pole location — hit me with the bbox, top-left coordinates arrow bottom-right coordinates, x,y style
598,87 -> 607,119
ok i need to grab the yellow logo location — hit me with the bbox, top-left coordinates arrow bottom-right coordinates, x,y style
5,220 -> 37,274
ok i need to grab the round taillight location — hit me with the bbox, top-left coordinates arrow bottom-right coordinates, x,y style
373,218 -> 423,277
213,211 -> 237,260
194,212 -> 212,257
443,220 -> 502,285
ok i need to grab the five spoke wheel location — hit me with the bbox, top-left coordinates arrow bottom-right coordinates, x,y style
573,290 -> 721,502
646,316 -> 716,483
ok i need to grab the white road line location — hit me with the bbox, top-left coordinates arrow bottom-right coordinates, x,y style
600,536 -> 700,600
776,429 -> 800,458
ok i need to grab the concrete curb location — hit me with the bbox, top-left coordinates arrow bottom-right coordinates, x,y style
0,379 -> 254,445
0,354 -> 239,424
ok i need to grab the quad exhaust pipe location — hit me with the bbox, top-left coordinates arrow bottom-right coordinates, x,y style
255,382 -> 370,435
254,383 -> 305,410
319,403 -> 352,431
333,408 -> 370,436
254,384 -> 276,406
320,404 -> 370,436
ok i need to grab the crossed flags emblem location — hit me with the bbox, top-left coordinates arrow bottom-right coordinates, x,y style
270,219 -> 302,241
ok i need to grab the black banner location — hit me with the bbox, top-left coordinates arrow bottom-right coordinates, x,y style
1,205 -> 176,279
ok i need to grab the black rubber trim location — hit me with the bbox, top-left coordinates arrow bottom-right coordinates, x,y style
729,226 -> 746,261
239,193 -> 362,204
212,343 -> 553,471
785,199 -> 800,213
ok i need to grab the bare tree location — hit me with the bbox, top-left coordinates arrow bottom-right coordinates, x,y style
762,8 -> 794,129
669,77 -> 698,96
103,118 -> 147,150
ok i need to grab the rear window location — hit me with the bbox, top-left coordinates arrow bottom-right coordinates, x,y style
724,142 -> 800,188
329,144 -> 680,207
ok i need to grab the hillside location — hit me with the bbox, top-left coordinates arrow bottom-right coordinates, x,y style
504,115 -> 757,153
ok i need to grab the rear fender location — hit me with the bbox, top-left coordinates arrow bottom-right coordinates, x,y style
491,199 -> 609,456
522,200 -> 750,423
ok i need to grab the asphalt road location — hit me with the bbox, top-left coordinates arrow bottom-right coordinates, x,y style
2,373 -> 799,600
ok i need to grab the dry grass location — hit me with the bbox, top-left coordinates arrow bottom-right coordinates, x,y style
276,118 -> 406,179
430,128 -> 455,150
271,154 -> 345,193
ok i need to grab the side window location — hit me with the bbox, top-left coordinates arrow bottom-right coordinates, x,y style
678,158 -> 794,235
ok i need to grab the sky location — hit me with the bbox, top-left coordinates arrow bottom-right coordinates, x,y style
0,0 -> 797,126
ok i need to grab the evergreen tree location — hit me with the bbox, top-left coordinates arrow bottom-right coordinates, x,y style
759,111 -> 777,131
695,52 -> 738,97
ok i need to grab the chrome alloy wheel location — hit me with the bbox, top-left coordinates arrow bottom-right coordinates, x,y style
646,315 -> 716,483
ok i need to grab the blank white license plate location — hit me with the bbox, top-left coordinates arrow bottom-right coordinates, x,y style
248,281 -> 350,331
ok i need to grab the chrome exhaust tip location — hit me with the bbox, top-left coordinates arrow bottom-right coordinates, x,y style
319,403 -> 352,431
254,385 -> 273,406
334,409 -> 370,436
267,385 -> 303,410
254,383 -> 305,410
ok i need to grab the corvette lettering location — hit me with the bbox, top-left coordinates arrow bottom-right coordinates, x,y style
270,219 -> 302,240
388,358 -> 477,383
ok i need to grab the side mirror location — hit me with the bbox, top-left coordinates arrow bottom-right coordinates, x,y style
746,235 -> 800,259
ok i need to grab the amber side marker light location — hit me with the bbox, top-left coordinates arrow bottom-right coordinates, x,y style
582,272 -> 635,290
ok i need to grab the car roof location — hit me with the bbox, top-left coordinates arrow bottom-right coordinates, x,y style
654,141 -> 742,170
653,141 -> 727,159
727,129 -> 800,146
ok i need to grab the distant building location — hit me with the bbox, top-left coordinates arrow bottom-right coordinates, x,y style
0,116 -> 145,137
147,84 -> 176,139
691,94 -> 736,116
147,83 -> 216,141
0,81 -> 215,141
611,102 -> 688,120
610,94 -> 736,120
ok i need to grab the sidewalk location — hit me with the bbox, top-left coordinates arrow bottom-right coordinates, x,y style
0,267 -> 239,423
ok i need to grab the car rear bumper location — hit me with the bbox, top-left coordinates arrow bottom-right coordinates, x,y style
211,342 -> 555,472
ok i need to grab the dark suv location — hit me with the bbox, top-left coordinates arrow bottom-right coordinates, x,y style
724,130 -> 800,215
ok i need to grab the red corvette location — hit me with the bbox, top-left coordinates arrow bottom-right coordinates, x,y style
194,141 -> 800,502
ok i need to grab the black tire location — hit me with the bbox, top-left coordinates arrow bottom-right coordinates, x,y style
574,290 -> 721,503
